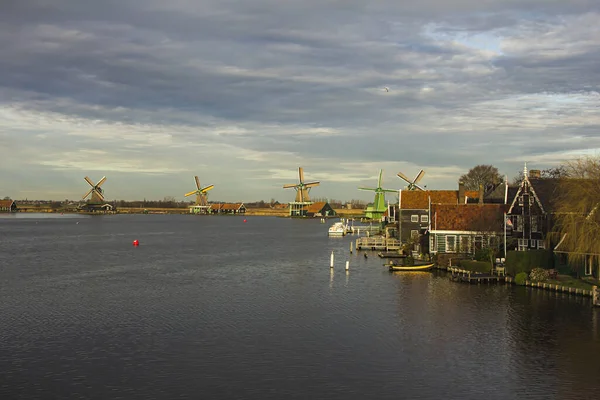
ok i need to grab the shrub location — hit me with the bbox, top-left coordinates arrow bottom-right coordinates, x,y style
459,260 -> 492,273
515,272 -> 528,286
474,247 -> 494,262
505,249 -> 553,276
529,268 -> 550,282
406,256 -> 415,266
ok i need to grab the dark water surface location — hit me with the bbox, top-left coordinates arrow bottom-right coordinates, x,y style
1,214 -> 599,399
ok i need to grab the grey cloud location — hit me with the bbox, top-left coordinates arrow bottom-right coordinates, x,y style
1,1 -> 599,200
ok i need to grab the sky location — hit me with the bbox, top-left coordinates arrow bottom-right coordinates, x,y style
1,1 -> 599,202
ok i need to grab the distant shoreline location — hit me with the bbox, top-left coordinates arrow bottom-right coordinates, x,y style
10,207 -> 365,218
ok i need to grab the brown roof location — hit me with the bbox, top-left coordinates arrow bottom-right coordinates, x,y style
272,203 -> 288,209
431,204 -> 507,232
217,203 -> 244,211
400,190 -> 479,209
0,199 -> 14,208
305,202 -> 327,213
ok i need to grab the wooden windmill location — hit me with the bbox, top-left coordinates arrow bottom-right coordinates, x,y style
185,176 -> 214,213
283,167 -> 320,216
82,176 -> 107,204
283,167 -> 320,203
397,169 -> 426,191
359,169 -> 397,220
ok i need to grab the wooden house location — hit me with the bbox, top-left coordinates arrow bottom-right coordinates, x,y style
507,168 -> 559,251
303,202 -> 337,218
553,234 -> 600,278
429,204 -> 507,255
213,203 -> 246,214
397,182 -> 479,253
0,199 -> 17,213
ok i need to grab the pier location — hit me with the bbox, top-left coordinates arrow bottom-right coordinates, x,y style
355,237 -> 401,251
448,268 -> 506,284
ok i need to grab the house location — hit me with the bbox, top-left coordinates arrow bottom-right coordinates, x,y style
303,202 -> 337,218
429,203 -> 507,255
507,167 -> 559,251
213,203 -> 246,214
397,182 -> 479,252
0,199 -> 17,213
553,234 -> 600,278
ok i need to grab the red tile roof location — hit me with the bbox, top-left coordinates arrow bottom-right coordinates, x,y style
305,202 -> 327,213
400,190 -> 479,209
431,204 -> 507,232
216,203 -> 244,211
0,199 -> 15,208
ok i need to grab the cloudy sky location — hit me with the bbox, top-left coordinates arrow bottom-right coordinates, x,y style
1,1 -> 599,202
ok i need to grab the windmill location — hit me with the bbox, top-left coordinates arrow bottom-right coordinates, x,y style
283,167 -> 320,216
283,167 -> 320,203
185,176 -> 214,213
82,176 -> 107,204
397,169 -> 426,191
359,169 -> 397,220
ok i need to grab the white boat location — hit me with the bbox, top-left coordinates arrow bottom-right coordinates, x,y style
328,222 -> 346,236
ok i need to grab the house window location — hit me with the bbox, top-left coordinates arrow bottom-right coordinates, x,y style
518,195 -> 524,206
445,235 -> 457,253
531,216 -> 538,233
411,230 -> 419,238
489,236 -> 498,249
518,239 -> 528,251
537,240 -> 545,249
585,257 -> 593,276
459,236 -> 471,254
420,215 -> 429,223
516,216 -> 523,232
411,215 -> 419,223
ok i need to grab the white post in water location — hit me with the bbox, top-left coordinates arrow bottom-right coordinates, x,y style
330,251 -> 334,269
350,242 -> 353,253
345,260 -> 349,271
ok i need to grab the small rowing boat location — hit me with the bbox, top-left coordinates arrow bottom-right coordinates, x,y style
386,262 -> 435,272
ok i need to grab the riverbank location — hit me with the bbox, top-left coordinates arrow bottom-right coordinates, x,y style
12,206 -> 366,218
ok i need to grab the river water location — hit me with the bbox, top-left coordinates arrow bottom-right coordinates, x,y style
0,214 -> 599,399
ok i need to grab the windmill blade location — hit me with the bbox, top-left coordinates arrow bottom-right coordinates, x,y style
84,176 -> 95,187
200,185 -> 214,193
82,188 -> 93,200
397,171 -> 412,184
194,176 -> 201,190
378,170 -> 383,188
304,181 -> 320,187
283,184 -> 298,189
185,190 -> 199,197
298,167 -> 304,183
414,170 -> 425,184
95,189 -> 105,201
413,184 -> 425,191
358,187 -> 376,191
382,189 -> 398,193
96,176 -> 107,187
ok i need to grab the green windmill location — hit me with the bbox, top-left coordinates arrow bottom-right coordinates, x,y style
359,169 -> 398,220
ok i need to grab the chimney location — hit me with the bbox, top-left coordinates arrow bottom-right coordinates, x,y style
458,181 -> 465,205
529,169 -> 541,179
478,184 -> 484,205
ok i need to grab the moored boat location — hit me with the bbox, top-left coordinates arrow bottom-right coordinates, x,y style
328,222 -> 346,236
386,261 -> 434,271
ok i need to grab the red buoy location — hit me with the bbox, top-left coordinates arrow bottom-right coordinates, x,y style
133,239 -> 139,246
243,219 -> 247,223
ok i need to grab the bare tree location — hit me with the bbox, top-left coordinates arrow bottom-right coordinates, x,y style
459,165 -> 503,191
552,156 -> 600,274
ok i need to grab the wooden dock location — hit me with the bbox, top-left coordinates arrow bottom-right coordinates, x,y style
355,237 -> 401,251
449,269 -> 506,284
